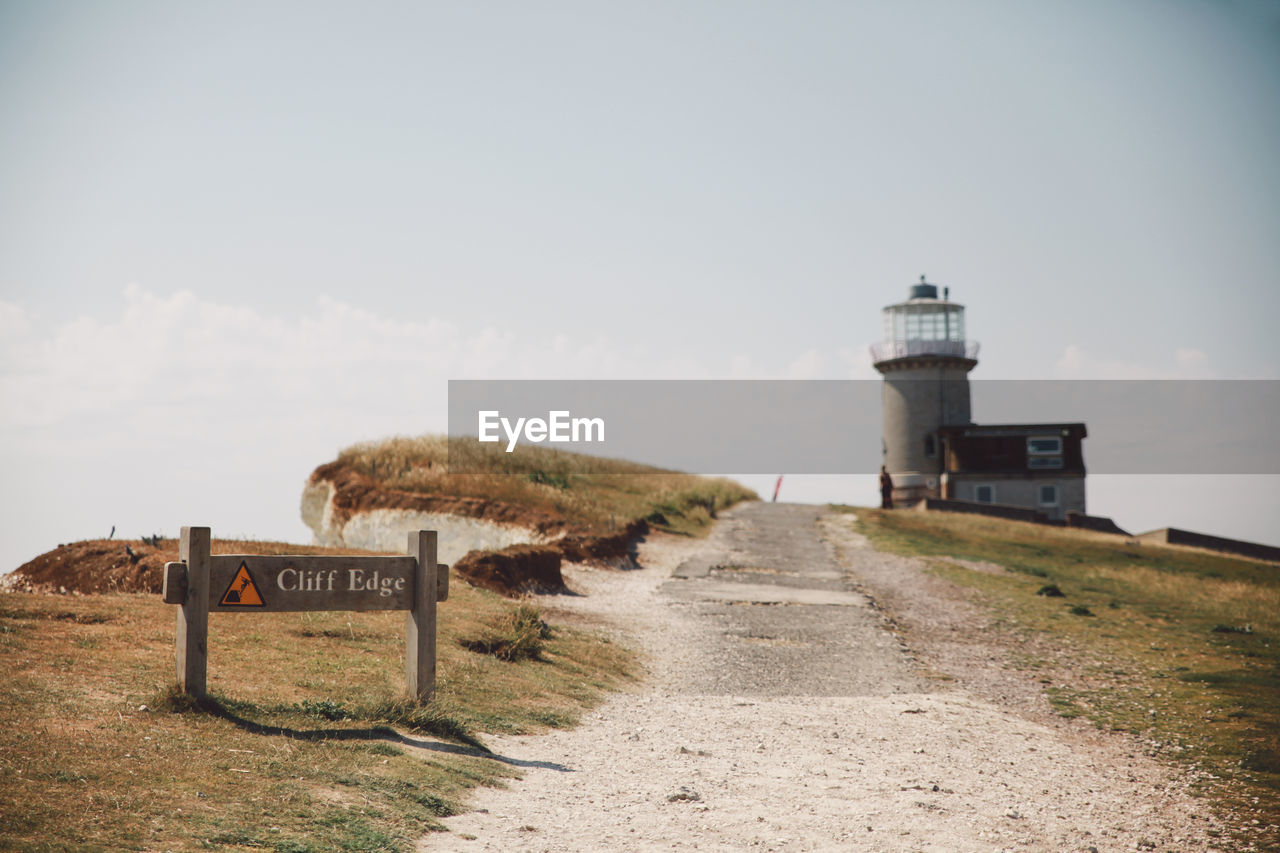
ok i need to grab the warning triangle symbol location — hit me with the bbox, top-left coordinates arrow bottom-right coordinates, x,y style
219,562 -> 265,607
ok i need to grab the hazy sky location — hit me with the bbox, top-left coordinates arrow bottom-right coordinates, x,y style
2,0 -> 1278,570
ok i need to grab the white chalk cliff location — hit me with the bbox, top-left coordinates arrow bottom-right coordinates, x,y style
300,477 -> 549,565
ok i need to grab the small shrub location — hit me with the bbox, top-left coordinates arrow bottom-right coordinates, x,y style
526,708 -> 575,728
149,683 -> 212,714
369,699 -> 485,749
415,792 -> 458,817
1007,562 -> 1049,578
297,698 -> 349,721
1243,747 -> 1280,775
1068,605 -> 1094,617
461,603 -> 550,662
527,470 -> 570,490
1036,584 -> 1065,598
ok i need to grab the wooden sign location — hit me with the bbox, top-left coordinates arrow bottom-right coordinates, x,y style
161,527 -> 449,702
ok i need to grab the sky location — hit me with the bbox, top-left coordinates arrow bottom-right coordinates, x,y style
2,0 -> 1278,571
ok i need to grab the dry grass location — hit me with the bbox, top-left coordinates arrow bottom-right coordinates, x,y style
0,562 -> 637,851
337,435 -> 757,537
847,507 -> 1280,851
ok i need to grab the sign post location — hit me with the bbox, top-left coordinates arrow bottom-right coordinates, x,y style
162,527 -> 448,702
176,527 -> 211,699
406,530 -> 436,702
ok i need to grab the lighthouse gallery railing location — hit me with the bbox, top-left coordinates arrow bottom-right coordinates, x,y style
870,340 -> 980,363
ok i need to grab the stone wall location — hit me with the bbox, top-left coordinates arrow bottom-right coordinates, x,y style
1138,527 -> 1280,563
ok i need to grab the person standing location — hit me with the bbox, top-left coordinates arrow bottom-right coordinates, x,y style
879,466 -> 894,509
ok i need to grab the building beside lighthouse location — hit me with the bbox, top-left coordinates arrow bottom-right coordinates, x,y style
871,277 -> 1087,522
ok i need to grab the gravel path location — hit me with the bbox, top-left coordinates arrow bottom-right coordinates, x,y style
420,503 -> 1226,852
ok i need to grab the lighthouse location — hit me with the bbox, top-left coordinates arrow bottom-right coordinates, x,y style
871,276 -> 979,506
871,276 -> 1089,520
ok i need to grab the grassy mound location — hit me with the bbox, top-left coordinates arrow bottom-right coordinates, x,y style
333,435 -> 757,538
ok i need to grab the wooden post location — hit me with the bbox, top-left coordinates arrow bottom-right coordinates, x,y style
405,530 -> 437,702
437,564 -> 449,602
177,526 -> 211,699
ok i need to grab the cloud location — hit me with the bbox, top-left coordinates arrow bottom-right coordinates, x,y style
0,301 -> 31,338
3,287 -> 466,434
1174,347 -> 1211,376
0,288 -> 624,434
1053,344 -> 1216,379
836,346 -> 879,379
785,348 -> 825,379
724,347 -> 880,381
4,286 -> 882,448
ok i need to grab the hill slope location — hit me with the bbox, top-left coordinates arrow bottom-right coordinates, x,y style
302,436 -> 758,579
312,435 -> 757,536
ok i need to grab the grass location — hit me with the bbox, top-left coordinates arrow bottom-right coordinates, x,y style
335,435 -> 757,538
844,506 -> 1280,850
459,603 -> 551,662
0,567 -> 637,851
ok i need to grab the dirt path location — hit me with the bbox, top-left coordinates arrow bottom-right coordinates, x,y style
421,503 -> 1228,852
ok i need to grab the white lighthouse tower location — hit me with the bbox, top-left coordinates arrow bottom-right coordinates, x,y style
871,276 -> 979,506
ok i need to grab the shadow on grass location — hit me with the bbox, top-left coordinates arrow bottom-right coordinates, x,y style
152,685 -> 484,747
150,685 -> 574,772
391,733 -> 574,772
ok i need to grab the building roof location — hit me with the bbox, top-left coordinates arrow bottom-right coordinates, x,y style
939,423 -> 1088,438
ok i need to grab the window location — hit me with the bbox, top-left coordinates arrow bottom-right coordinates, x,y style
1038,484 -> 1060,507
1028,456 -> 1063,469
974,484 -> 996,504
1027,436 -> 1063,455
924,434 -> 936,458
